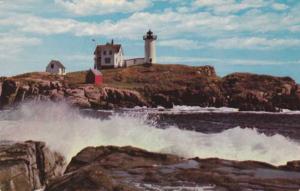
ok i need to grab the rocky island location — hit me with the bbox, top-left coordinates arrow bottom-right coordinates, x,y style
1,64 -> 300,112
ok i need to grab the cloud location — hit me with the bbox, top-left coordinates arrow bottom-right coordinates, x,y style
55,0 -> 151,15
159,39 -> 204,50
0,0 -> 45,16
194,0 -> 289,14
0,15 -> 82,35
194,0 -> 265,14
1,5 -> 299,40
159,37 -> 300,50
0,33 -> 42,76
0,34 -> 40,46
272,3 -> 288,11
210,37 -> 300,49
159,56 -> 300,66
0,33 -> 42,60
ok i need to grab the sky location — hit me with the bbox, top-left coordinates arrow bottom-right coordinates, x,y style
0,0 -> 300,81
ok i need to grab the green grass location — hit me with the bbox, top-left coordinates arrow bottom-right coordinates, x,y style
9,64 -> 219,92
11,72 -> 66,83
99,64 -> 219,90
65,71 -> 88,85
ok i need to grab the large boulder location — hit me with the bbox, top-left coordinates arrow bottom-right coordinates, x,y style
282,160 -> 300,171
45,164 -> 139,191
65,146 -> 181,173
0,141 -> 65,191
46,146 -> 181,191
151,93 -> 173,108
0,80 -> 19,107
148,77 -> 226,108
65,88 -> 91,108
46,146 -> 300,191
84,86 -> 101,102
222,73 -> 300,111
100,87 -> 148,108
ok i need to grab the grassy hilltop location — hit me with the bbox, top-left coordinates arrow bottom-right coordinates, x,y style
12,64 -> 218,93
65,64 -> 218,89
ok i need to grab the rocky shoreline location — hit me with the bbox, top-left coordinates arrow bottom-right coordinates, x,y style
0,79 -> 147,110
1,141 -> 300,191
1,64 -> 300,112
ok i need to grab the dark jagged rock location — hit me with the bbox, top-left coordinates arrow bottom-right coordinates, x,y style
0,141 -> 65,191
222,73 -> 300,111
0,80 -> 19,107
46,146 -> 300,191
0,78 -> 149,110
100,87 -> 148,108
281,160 -> 300,171
151,93 -> 173,108
65,146 -> 181,173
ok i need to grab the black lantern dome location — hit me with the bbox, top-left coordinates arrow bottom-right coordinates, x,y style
143,30 -> 157,40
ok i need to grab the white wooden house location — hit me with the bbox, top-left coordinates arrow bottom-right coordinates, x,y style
94,40 -> 124,69
46,60 -> 66,75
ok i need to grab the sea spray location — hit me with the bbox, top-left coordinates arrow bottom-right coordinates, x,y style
0,101 -> 299,165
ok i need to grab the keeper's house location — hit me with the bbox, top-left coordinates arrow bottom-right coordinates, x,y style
94,40 -> 124,69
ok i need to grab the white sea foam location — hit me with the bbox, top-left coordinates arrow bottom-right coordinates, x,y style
120,105 -> 300,115
120,105 -> 239,114
135,184 -> 215,191
0,102 -> 299,165
172,105 -> 239,113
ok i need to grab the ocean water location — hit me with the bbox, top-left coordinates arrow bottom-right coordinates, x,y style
0,102 -> 300,165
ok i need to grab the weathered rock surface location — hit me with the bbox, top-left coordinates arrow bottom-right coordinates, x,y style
0,141 -> 65,191
282,160 -> 300,171
222,73 -> 300,111
46,146 -> 300,191
0,80 -> 19,107
100,87 -> 148,108
0,79 -> 147,110
1,65 -> 300,111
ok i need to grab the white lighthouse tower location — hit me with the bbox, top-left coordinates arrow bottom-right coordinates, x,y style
143,30 -> 157,65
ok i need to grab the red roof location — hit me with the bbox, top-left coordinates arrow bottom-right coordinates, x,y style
94,44 -> 122,55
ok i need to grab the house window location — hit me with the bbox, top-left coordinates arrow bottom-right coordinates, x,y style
103,51 -> 107,55
51,64 -> 54,69
109,50 -> 113,55
105,58 -> 111,64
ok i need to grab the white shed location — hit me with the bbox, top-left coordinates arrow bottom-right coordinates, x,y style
46,60 -> 66,75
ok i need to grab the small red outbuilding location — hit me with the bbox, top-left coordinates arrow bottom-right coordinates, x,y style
86,69 -> 103,85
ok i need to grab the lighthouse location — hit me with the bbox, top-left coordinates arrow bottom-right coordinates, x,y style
143,30 -> 157,65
